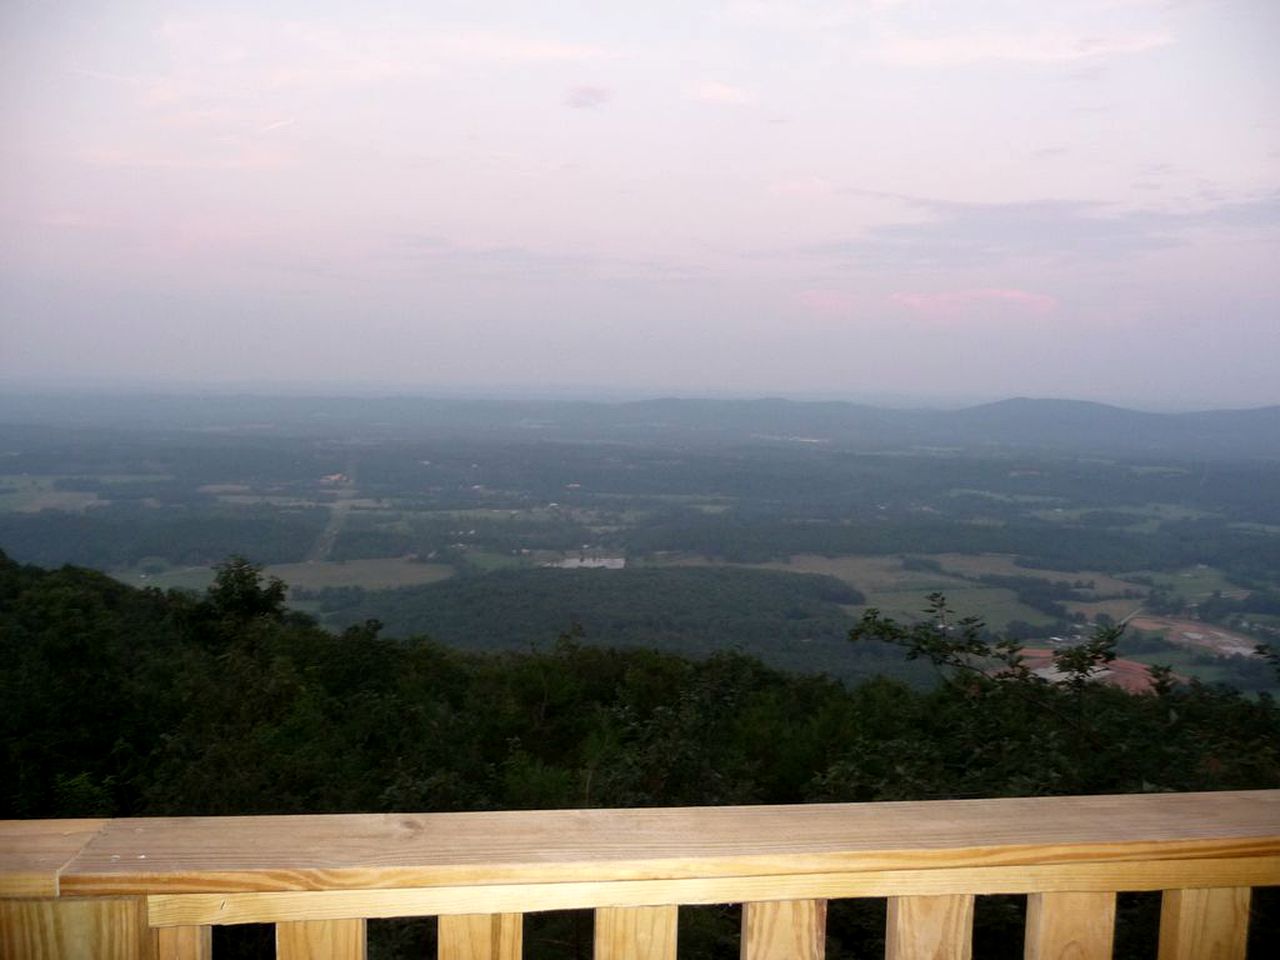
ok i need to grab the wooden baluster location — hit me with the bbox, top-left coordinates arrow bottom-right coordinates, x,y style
1158,887 -> 1250,960
276,919 -> 366,960
886,895 -> 973,960
0,896 -> 153,960
154,924 -> 212,960
741,900 -> 825,960
438,913 -> 523,960
595,906 -> 677,960
1025,891 -> 1115,960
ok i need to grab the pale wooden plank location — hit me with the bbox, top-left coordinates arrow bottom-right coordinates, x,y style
595,906 -> 676,960
277,918 -> 366,960
145,855 -> 1280,927
885,894 -> 973,960
56,791 -> 1280,895
1025,891 -> 1115,960
154,924 -> 211,960
0,819 -> 107,897
741,900 -> 825,960
1158,887 -> 1250,960
438,913 -> 522,960
0,896 -> 152,960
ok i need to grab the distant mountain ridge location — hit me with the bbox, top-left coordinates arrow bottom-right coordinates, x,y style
2,392 -> 1277,458
616,396 -> 1280,458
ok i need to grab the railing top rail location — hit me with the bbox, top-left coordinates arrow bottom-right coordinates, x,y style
3,791 -> 1278,898
0,819 -> 106,897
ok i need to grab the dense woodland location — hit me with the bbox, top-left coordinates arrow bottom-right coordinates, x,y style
3,551 -> 1278,957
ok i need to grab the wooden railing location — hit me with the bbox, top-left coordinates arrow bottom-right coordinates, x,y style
2,791 -> 1278,959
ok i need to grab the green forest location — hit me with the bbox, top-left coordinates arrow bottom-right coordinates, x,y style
4,550 -> 1277,958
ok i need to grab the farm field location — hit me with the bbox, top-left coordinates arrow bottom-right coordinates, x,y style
0,476 -> 101,512
1063,598 -> 1146,622
112,557 -> 455,594
848,586 -> 1056,627
1030,502 -> 1215,531
112,565 -> 217,592
749,552 -> 1145,618
752,553 -> 969,592
662,553 -> 1061,628
1125,565 -> 1247,599
927,553 -> 1140,595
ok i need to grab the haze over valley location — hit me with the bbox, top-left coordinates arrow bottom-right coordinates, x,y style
3,391 -> 1277,693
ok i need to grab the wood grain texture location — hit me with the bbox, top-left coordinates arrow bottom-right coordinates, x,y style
741,900 -> 825,960
438,913 -> 522,960
154,925 -> 211,960
0,819 -> 106,897
1157,887 -> 1249,960
595,906 -> 676,960
0,896 -> 152,960
47,791 -> 1280,895
143,855 -> 1280,926
1025,891 -> 1115,960
885,894 -> 973,960
277,918 -> 366,960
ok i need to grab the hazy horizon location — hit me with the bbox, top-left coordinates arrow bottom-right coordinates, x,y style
4,373 -> 1278,415
3,2 -> 1278,409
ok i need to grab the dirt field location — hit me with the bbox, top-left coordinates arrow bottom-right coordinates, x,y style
1018,648 -> 1164,693
1127,616 -> 1258,658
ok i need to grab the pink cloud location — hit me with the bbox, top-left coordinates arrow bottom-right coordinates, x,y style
797,289 -> 859,317
564,86 -> 613,109
890,287 -> 1057,319
879,30 -> 1173,67
690,81 -> 754,105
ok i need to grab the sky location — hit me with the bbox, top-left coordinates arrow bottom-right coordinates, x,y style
1,0 -> 1277,409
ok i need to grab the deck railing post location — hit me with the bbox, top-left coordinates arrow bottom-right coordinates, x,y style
1157,887 -> 1250,960
885,894 -> 973,960
0,896 -> 153,960
1024,891 -> 1115,960
276,918 -> 366,960
741,900 -> 825,960
438,913 -> 522,960
595,905 -> 677,960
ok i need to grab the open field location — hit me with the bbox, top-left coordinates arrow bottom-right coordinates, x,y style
847,586 -> 1057,627
267,558 -> 455,591
215,494 -> 326,507
112,557 -> 455,594
1064,598 -> 1147,622
661,553 -> 1058,628
1123,565 -> 1248,599
112,565 -> 217,591
948,488 -> 1063,504
1030,502 -> 1216,533
929,553 -> 1142,596
0,476 -> 101,512
754,553 -> 970,593
461,550 -> 532,572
